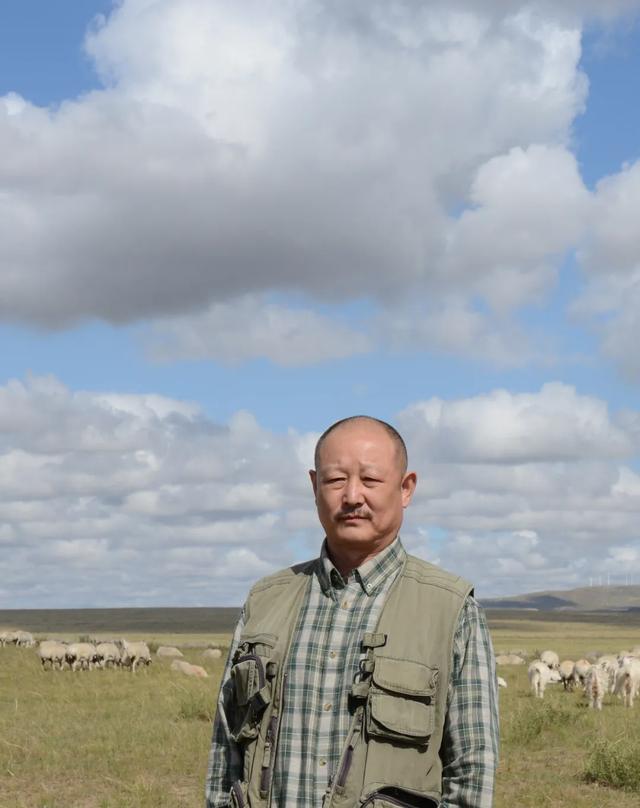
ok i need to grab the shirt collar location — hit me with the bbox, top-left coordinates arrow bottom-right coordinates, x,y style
317,536 -> 406,597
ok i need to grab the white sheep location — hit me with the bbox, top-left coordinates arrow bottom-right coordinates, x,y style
614,659 -> 640,708
573,658 -> 592,689
66,642 -> 98,671
528,660 -> 561,698
540,650 -> 560,670
37,640 -> 67,670
586,665 -> 607,710
95,642 -> 121,668
497,676 -> 507,689
119,639 -> 152,672
16,630 -> 35,647
596,655 -> 618,694
558,660 -> 575,691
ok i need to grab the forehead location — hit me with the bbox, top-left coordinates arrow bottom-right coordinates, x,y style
316,421 -> 398,466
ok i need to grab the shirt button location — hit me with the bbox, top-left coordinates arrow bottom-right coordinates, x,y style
319,758 -> 327,767
329,651 -> 337,659
323,702 -> 332,711
341,599 -> 349,609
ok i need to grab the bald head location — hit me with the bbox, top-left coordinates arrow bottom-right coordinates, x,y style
314,416 -> 408,475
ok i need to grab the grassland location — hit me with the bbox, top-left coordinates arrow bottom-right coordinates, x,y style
1,612 -> 640,806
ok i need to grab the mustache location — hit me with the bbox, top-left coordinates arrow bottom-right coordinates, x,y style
336,509 -> 372,520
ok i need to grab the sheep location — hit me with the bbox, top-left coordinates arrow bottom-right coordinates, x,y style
118,639 -> 152,672
528,660 -> 561,698
37,640 -> 68,670
558,660 -> 576,691
0,630 -> 20,646
170,659 -> 208,678
596,655 -> 618,694
66,642 -> 98,671
202,648 -> 223,661
495,653 -> 525,666
540,650 -> 560,670
614,659 -> 640,708
586,665 -> 607,710
95,642 -> 120,668
156,646 -> 183,659
573,658 -> 592,689
15,630 -> 35,647
497,676 -> 507,689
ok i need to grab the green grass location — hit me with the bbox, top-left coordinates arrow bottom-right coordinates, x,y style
3,616 -> 640,806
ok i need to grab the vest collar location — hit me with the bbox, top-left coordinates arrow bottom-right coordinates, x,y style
318,536 -> 406,597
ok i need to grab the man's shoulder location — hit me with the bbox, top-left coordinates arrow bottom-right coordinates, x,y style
402,553 -> 473,599
247,558 -> 317,595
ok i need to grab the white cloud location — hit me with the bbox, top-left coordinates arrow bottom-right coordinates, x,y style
2,376 -> 640,605
147,295 -> 371,365
0,1 -> 592,335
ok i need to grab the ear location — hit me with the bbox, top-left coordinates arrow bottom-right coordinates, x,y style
400,471 -> 417,508
309,469 -> 318,497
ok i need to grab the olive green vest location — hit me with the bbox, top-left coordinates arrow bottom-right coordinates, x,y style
226,554 -> 472,808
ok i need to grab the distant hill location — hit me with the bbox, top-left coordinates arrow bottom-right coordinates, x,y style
481,584 -> 640,612
0,606 -> 241,635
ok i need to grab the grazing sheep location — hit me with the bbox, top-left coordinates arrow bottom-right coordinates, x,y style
573,658 -> 592,689
614,659 -> 640,708
558,660 -> 576,691
495,653 -> 525,666
596,655 -> 618,694
37,640 -> 67,670
540,650 -> 560,670
528,660 -> 561,698
0,630 -> 20,646
586,665 -> 607,710
156,646 -> 183,659
202,648 -> 223,661
170,660 -> 208,678
95,642 -> 120,668
16,631 -> 35,647
66,642 -> 98,671
119,639 -> 152,672
497,676 -> 507,689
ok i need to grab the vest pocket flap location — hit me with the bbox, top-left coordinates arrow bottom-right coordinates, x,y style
372,657 -> 437,696
231,654 -> 271,708
368,692 -> 434,742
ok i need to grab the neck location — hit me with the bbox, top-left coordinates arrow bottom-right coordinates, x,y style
326,537 -> 395,578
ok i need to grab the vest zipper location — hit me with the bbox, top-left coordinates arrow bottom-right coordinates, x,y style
360,789 -> 439,807
259,713 -> 279,796
335,707 -> 363,787
264,668 -> 288,806
323,705 -> 364,805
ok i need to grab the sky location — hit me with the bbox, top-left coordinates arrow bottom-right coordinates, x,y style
2,0 -> 640,608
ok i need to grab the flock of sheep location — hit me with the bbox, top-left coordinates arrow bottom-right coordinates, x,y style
498,647 -> 640,710
1,628 -> 224,677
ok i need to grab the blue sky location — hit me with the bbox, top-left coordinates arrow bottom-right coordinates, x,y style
2,1 -> 640,607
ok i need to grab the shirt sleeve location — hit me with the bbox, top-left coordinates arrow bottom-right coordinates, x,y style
440,596 -> 499,808
205,610 -> 246,808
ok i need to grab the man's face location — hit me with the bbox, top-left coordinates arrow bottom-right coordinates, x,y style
309,421 -> 417,558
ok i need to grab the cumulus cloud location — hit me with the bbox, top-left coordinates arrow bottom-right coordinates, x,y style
0,1 -> 593,342
146,295 -> 371,365
2,375 -> 640,606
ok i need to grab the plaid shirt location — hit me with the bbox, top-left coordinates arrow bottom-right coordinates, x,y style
206,538 -> 499,807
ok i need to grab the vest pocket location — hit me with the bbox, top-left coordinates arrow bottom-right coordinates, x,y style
361,787 -> 439,807
366,657 -> 437,747
230,636 -> 276,743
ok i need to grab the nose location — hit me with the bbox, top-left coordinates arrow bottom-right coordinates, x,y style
342,476 -> 364,507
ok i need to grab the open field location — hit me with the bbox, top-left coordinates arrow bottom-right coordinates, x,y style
2,612 -> 640,806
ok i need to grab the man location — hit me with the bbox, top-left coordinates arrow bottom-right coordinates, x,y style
206,416 -> 499,807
